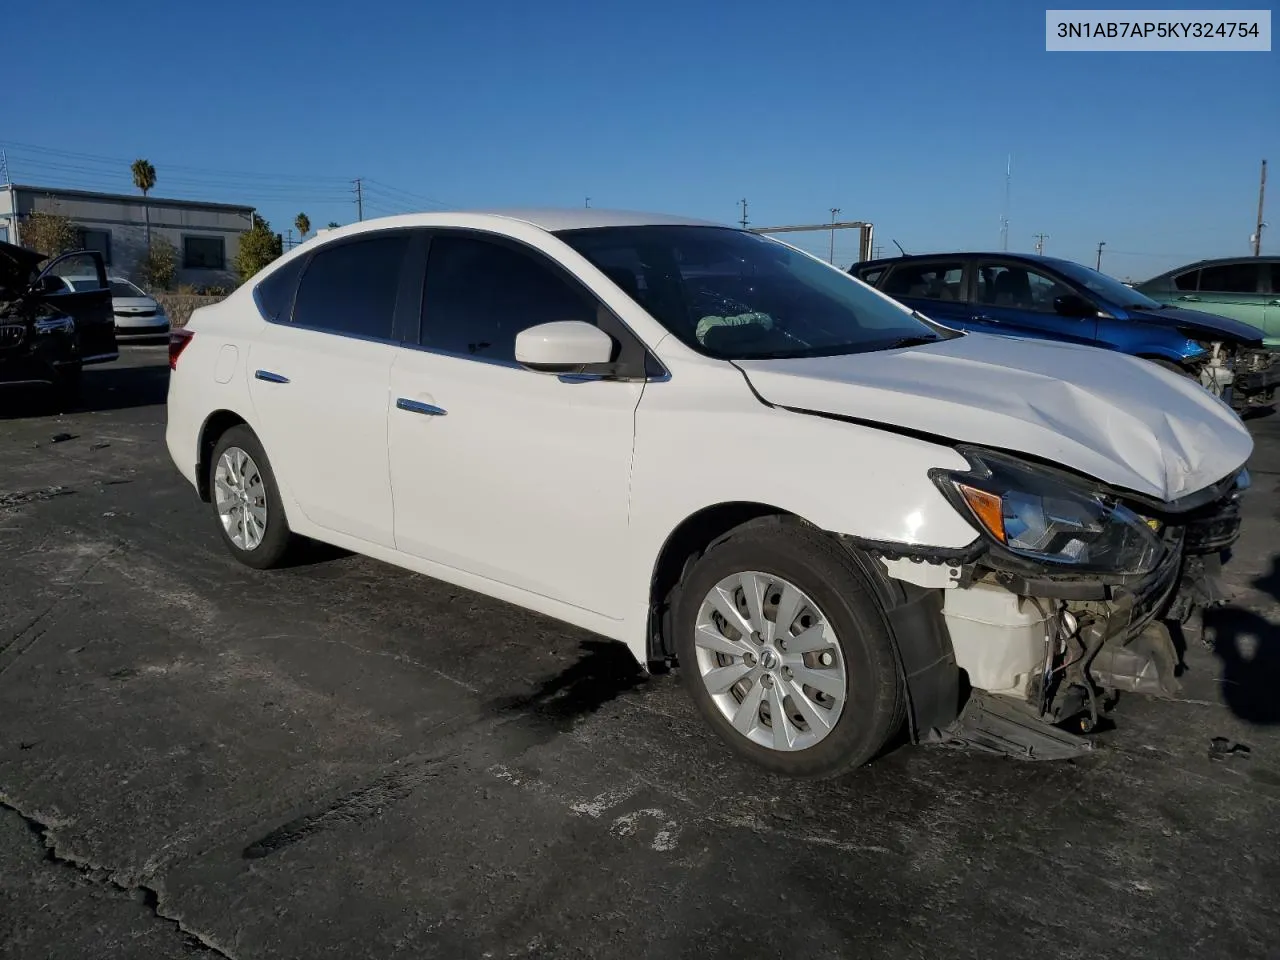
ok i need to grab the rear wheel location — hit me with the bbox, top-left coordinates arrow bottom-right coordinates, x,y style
672,517 -> 905,779
209,425 -> 295,569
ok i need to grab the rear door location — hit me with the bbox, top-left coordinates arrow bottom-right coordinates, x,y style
970,258 -> 1099,345
1264,263 -> 1280,344
34,251 -> 116,364
876,259 -> 973,331
246,230 -> 418,547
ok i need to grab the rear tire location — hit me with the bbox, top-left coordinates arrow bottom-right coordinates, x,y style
208,425 -> 295,569
672,516 -> 905,779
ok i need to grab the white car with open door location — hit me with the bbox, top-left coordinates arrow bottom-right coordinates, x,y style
165,210 -> 1252,777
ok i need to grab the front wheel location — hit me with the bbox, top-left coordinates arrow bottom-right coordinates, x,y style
209,425 -> 295,569
673,517 -> 905,779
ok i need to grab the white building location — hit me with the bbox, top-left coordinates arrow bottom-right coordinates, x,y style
0,183 -> 255,289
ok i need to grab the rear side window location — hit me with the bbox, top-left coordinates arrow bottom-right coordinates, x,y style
292,233 -> 409,339
882,261 -> 966,301
857,266 -> 887,285
1198,262 -> 1262,294
254,256 -> 307,322
420,235 -> 597,363
1173,270 -> 1199,292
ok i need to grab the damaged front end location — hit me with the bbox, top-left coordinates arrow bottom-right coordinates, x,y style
880,446 -> 1249,760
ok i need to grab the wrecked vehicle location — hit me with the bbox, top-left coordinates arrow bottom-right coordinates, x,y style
164,210 -> 1252,778
0,239 -> 116,401
852,252 -> 1275,413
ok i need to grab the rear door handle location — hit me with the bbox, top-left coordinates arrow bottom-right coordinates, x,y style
1268,299 -> 1280,306
1177,295 -> 1200,302
254,369 -> 290,383
396,397 -> 447,416
970,313 -> 993,321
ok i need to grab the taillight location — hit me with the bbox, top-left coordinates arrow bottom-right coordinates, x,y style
169,329 -> 194,370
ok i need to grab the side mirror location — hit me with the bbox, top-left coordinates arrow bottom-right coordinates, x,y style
30,275 -> 64,296
1053,293 -> 1097,318
515,321 -> 615,374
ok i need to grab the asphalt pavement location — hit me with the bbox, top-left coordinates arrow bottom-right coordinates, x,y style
2,347 -> 1279,959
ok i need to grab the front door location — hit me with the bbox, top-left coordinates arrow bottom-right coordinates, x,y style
1176,260 -> 1268,334
246,230 -> 414,548
35,250 -> 116,363
388,231 -> 643,617
971,259 -> 1099,345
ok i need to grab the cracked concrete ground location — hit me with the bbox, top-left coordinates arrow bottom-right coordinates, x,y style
2,347 -> 1279,959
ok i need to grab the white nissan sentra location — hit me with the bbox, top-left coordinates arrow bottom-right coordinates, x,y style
165,209 -> 1252,778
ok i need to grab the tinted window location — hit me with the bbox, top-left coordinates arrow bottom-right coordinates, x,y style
1174,270 -> 1200,292
108,279 -> 146,298
183,236 -> 226,270
292,233 -> 408,339
1198,262 -> 1261,294
855,266 -> 886,285
421,235 -> 597,362
881,261 -> 965,301
558,226 -> 944,360
254,254 -> 308,322
975,263 -> 1074,312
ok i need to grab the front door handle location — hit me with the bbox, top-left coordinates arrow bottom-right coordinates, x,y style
254,369 -> 290,383
396,397 -> 447,416
970,313 -> 993,321
1269,299 -> 1280,306
1177,295 -> 1201,302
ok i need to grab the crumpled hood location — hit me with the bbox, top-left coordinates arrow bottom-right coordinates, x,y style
1123,304 -> 1262,344
0,240 -> 47,297
735,333 -> 1253,503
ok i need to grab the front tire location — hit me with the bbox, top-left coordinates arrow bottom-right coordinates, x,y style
673,517 -> 905,779
209,425 -> 295,569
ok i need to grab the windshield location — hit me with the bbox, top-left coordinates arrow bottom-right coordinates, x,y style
555,225 -> 947,359
1046,258 -> 1163,309
108,279 -> 147,297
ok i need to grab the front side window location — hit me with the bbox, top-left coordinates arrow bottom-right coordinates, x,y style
881,261 -> 966,301
420,234 -> 598,362
291,233 -> 408,340
183,235 -> 226,270
1174,270 -> 1200,292
975,262 -> 1075,312
556,226 -> 940,360
1198,262 -> 1262,294
108,278 -> 147,298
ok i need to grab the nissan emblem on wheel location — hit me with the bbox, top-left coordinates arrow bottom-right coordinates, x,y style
165,208 -> 1253,778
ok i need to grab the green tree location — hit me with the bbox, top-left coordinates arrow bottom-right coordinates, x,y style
234,215 -> 283,282
131,158 -> 157,250
19,211 -> 79,258
294,212 -> 311,240
326,221 -> 340,229
138,237 -> 177,291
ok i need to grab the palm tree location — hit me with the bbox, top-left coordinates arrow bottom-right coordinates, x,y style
131,159 -> 157,250
294,213 -> 311,241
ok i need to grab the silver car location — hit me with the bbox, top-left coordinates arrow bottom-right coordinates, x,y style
57,274 -> 170,339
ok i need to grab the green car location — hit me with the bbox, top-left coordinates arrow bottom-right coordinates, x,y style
1135,256 -> 1280,347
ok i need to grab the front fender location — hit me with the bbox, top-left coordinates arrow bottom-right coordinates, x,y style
628,369 -> 982,601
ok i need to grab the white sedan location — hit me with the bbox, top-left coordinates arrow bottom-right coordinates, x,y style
165,209 -> 1252,777
59,274 -> 170,338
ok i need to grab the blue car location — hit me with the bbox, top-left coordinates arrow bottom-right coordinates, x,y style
851,252 -> 1277,410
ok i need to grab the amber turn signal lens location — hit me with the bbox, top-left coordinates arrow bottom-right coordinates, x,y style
957,484 -> 1006,543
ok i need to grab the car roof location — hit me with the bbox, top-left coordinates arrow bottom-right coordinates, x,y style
851,252 -> 1070,272
1141,254 -> 1280,278
317,208 -> 728,237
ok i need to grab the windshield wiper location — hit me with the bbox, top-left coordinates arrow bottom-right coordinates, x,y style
884,334 -> 942,349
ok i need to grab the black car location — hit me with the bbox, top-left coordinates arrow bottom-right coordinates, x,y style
0,240 -> 117,402
851,252 -> 1276,410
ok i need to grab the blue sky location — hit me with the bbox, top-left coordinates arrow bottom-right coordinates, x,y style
5,0 -> 1276,278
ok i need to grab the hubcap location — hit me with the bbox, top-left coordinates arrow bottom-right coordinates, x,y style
692,571 -> 847,752
213,446 -> 268,551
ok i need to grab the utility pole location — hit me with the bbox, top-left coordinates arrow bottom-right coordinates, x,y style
873,245 -> 884,259
1095,241 -> 1106,271
0,148 -> 9,186
1000,155 -> 1011,251
828,207 -> 841,263
286,228 -> 293,250
1253,158 -> 1267,256
1033,232 -> 1048,255
738,198 -> 749,229
353,178 -> 364,222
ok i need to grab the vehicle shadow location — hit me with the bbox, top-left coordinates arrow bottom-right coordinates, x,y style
1202,555 -> 1280,725
0,358 -> 170,421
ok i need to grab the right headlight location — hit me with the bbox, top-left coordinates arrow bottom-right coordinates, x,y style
931,450 -> 1163,576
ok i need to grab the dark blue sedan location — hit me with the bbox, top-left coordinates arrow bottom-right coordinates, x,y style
850,252 -> 1277,410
